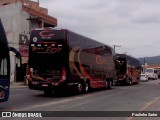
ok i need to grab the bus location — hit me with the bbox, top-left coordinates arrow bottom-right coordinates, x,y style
114,53 -> 141,85
27,28 -> 116,95
0,19 -> 10,102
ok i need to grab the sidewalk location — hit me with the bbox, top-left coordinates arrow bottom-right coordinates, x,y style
10,82 -> 27,88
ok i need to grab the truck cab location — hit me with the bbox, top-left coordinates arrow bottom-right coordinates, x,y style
145,68 -> 158,80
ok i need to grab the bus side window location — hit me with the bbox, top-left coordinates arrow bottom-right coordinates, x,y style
17,58 -> 21,67
0,58 -> 7,76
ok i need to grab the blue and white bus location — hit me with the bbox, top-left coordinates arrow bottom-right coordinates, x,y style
0,19 -> 10,102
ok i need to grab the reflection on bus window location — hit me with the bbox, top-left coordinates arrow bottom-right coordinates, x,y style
0,58 -> 7,76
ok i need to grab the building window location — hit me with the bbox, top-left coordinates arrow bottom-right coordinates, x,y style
3,3 -> 9,6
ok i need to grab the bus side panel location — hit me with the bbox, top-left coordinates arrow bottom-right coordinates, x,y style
67,31 -> 115,89
0,19 -> 10,102
0,80 -> 9,102
68,47 -> 106,88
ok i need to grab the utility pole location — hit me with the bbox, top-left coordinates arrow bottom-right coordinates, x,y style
144,57 -> 146,65
113,45 -> 121,51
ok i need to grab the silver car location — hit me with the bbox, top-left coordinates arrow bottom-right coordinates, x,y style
140,74 -> 148,82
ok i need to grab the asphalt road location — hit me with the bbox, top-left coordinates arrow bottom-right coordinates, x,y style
1,80 -> 160,120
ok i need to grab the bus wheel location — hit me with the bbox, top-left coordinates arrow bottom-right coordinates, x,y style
113,81 -> 117,86
77,83 -> 83,94
137,78 -> 140,84
129,80 -> 132,85
126,78 -> 132,85
83,82 -> 90,93
105,81 -> 108,89
137,80 -> 139,84
107,80 -> 112,89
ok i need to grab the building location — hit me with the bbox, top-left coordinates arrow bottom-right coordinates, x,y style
142,64 -> 160,69
0,0 -> 57,83
141,64 -> 160,74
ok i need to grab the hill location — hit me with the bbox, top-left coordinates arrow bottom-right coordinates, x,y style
138,55 -> 160,65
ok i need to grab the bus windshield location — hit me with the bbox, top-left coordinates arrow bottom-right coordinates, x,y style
115,57 -> 126,74
29,30 -> 67,80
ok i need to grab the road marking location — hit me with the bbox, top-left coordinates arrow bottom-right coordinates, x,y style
139,96 -> 160,111
14,89 -> 119,111
58,100 -> 92,110
127,96 -> 160,120
16,98 -> 75,111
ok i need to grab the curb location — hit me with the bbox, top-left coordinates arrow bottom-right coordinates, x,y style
10,82 -> 27,88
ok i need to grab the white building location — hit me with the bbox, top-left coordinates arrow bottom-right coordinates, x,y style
0,0 -> 57,83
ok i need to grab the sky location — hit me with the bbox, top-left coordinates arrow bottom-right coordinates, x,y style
32,0 -> 160,58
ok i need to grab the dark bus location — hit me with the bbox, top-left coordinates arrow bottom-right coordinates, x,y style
27,28 -> 116,95
0,19 -> 10,102
114,53 -> 141,85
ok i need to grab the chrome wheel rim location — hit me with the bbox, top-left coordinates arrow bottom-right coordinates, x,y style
78,83 -> 82,93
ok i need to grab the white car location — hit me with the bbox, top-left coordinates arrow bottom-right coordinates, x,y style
140,74 -> 148,82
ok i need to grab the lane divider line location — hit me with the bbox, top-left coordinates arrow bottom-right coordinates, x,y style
127,96 -> 160,120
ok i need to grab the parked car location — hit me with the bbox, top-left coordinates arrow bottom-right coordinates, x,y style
140,74 -> 148,82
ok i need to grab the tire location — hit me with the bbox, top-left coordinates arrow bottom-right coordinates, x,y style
83,82 -> 90,93
129,80 -> 132,85
126,77 -> 132,85
105,81 -> 108,89
114,80 -> 119,86
137,78 -> 140,84
77,83 -> 83,94
107,80 -> 112,89
112,80 -> 117,86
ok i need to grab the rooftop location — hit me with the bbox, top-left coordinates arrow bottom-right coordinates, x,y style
0,0 -> 57,27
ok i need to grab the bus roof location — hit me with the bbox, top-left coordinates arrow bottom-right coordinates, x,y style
31,27 -> 114,51
0,19 -> 8,45
116,53 -> 141,65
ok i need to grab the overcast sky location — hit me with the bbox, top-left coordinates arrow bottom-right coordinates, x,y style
33,0 -> 160,58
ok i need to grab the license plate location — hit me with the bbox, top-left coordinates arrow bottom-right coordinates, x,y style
42,84 -> 48,87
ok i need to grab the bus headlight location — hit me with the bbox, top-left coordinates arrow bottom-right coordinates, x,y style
32,81 -> 39,85
52,83 -> 59,86
30,68 -> 33,72
61,76 -> 66,81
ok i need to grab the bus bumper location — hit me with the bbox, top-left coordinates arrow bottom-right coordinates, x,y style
28,81 -> 63,91
28,81 -> 79,94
